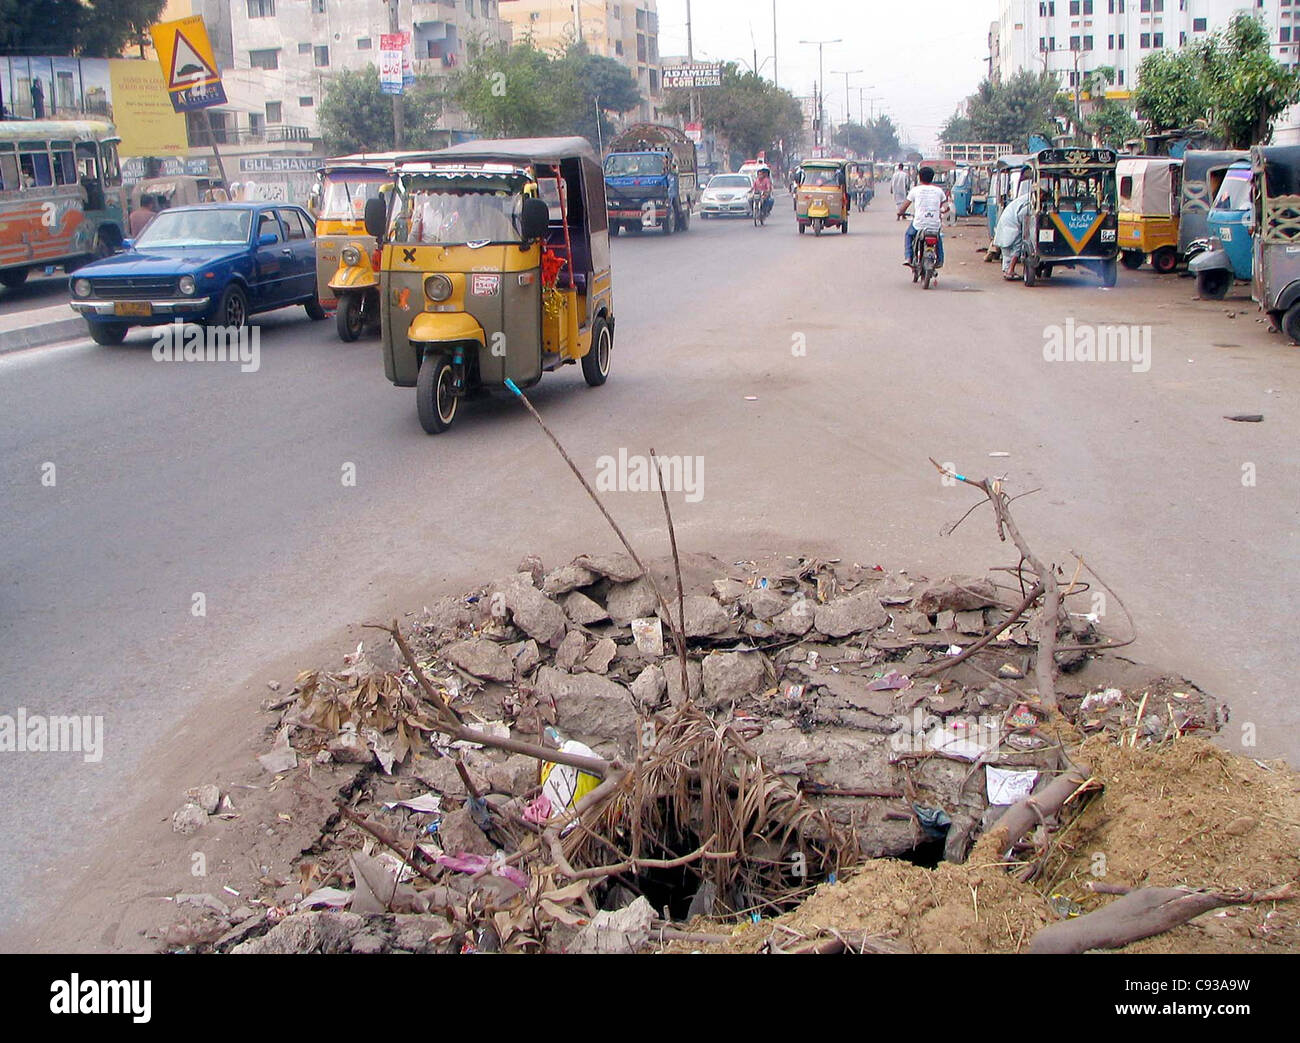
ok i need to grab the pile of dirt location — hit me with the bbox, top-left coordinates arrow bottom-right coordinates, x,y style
153,548 -> 1295,955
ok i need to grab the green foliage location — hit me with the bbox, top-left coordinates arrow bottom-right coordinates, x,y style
451,38 -> 641,146
318,66 -> 445,154
1135,13 -> 1300,146
834,115 -> 903,160
662,63 -> 803,161
1087,101 -> 1140,149
942,71 -> 1068,150
0,0 -> 166,58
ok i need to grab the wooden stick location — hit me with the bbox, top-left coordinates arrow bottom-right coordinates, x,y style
651,448 -> 692,704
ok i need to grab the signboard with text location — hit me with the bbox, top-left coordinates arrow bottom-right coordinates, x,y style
662,63 -> 723,90
149,16 -> 227,113
380,32 -> 415,95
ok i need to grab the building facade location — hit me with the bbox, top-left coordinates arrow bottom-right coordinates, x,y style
499,0 -> 662,120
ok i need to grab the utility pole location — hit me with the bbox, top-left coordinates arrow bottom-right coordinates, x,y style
686,0 -> 697,126
800,38 -> 840,151
388,0 -> 404,148
772,0 -> 778,90
831,68 -> 862,126
574,0 -> 584,43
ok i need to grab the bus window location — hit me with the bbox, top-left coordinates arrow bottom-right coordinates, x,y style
100,141 -> 121,186
0,146 -> 18,191
75,141 -> 98,180
19,143 -> 53,187
51,141 -> 78,186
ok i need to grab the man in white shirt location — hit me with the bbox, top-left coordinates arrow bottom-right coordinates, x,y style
890,163 -> 909,220
898,166 -> 949,268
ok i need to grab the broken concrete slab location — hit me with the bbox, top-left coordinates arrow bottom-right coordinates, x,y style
439,805 -> 496,856
914,576 -> 1000,615
582,637 -> 618,674
954,610 -> 986,635
554,630 -> 588,673
494,578 -> 567,647
630,663 -> 667,707
702,650 -> 767,708
572,553 -> 642,583
543,565 -> 599,596
606,578 -> 659,623
772,598 -> 816,636
535,667 -> 639,747
814,591 -> 888,638
741,587 -> 787,620
562,590 -> 610,626
658,595 -> 731,638
443,638 -> 515,683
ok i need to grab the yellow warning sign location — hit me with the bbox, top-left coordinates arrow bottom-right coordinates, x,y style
150,16 -> 222,94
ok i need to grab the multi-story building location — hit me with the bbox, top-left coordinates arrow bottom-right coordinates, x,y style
499,0 -> 662,121
995,1 -> 1300,91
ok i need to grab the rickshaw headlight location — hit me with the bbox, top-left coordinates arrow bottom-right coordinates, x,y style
74,278 -> 92,298
178,275 -> 196,296
341,246 -> 362,267
425,274 -> 453,302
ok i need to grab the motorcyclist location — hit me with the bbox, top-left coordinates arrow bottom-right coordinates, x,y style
752,165 -> 774,218
898,166 -> 949,271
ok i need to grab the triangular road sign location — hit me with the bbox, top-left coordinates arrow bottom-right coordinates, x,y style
167,28 -> 219,90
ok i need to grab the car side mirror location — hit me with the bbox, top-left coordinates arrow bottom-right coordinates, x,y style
520,197 -> 550,242
257,232 -> 278,247
364,197 -> 387,241
121,238 -> 134,250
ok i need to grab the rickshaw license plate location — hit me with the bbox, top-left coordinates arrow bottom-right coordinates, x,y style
115,302 -> 152,317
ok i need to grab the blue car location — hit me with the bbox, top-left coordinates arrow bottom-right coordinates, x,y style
69,202 -> 325,345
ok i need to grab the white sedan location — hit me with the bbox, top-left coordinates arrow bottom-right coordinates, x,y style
699,174 -> 755,219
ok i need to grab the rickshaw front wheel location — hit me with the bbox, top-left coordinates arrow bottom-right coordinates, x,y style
336,293 -> 364,342
1196,269 -> 1231,300
1101,258 -> 1119,288
1121,250 -> 1145,270
1281,304 -> 1300,345
582,318 -> 612,387
1023,257 -> 1038,287
416,353 -> 458,434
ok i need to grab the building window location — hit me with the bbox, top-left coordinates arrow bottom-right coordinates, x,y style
1140,33 -> 1150,48
246,0 -> 274,17
1285,28 -> 1293,42
1070,0 -> 1079,13
315,45 -> 330,67
298,42 -> 312,54
299,95 -> 314,107
1070,35 -> 1080,50
1118,33 -> 1125,47
249,49 -> 279,70
615,40 -> 623,56
266,101 -> 282,122
357,37 -> 372,50
1083,35 -> 1093,49
249,113 -> 264,136
312,0 -> 326,12
1193,17 -> 1207,30
1153,32 -> 1163,47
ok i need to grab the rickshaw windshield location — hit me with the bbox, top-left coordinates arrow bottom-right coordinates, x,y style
1262,160 -> 1300,199
388,174 -> 525,246
1035,170 -> 1116,212
319,174 -> 387,220
1212,173 -> 1251,212
801,168 -> 840,188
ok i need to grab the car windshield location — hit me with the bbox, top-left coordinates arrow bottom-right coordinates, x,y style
604,154 -> 667,177
320,175 -> 386,220
134,208 -> 251,246
709,176 -> 750,190
1212,174 -> 1251,212
389,180 -> 521,245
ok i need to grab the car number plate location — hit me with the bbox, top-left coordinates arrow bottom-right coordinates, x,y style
114,301 -> 152,316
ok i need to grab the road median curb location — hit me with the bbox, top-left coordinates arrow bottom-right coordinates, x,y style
0,317 -> 86,356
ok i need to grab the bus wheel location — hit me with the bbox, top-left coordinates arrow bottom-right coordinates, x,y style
416,354 -> 458,434
0,268 -> 29,289
88,323 -> 128,346
582,318 -> 612,387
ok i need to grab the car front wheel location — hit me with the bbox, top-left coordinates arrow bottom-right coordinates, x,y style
217,285 -> 249,328
88,323 -> 128,345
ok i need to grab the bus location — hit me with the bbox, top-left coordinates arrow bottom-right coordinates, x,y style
0,120 -> 126,288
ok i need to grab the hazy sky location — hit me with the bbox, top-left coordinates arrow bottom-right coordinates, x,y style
655,1 -> 996,151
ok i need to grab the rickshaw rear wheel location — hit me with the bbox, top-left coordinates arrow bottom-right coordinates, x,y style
1152,247 -> 1178,274
798,223 -> 806,234
1121,250 -> 1145,270
1281,304 -> 1300,345
416,354 -> 458,434
841,220 -> 849,234
1196,269 -> 1232,300
582,318 -> 612,387
1023,256 -> 1038,287
1101,258 -> 1118,288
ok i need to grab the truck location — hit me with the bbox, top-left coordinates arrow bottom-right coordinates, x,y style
603,123 -> 698,236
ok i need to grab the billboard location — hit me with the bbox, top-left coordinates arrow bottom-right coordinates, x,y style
662,63 -> 723,90
108,59 -> 188,157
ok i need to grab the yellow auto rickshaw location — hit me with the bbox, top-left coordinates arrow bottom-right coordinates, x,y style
795,158 -> 850,235
1117,156 -> 1183,273
364,137 -> 614,434
314,151 -> 438,341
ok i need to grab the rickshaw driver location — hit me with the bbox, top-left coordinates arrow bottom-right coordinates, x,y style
899,166 -> 950,268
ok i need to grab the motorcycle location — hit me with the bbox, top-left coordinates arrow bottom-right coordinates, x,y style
910,229 -> 941,289
752,189 -> 772,227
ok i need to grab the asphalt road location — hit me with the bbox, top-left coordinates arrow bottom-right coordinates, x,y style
1,195 -> 1296,946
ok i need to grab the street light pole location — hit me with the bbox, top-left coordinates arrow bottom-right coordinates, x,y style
772,0 -> 778,90
800,38 -> 841,150
831,68 -> 863,127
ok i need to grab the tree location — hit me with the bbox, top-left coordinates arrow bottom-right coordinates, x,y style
1134,14 -> 1300,146
942,71 -> 1068,149
318,65 -> 444,153
554,42 -> 643,146
939,112 -> 973,144
1087,100 -> 1139,149
834,114 -> 903,160
662,64 -> 804,161
0,0 -> 167,58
